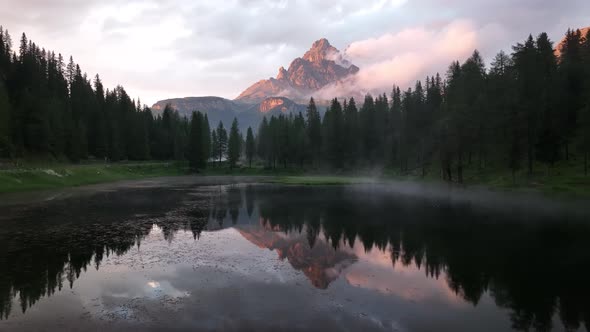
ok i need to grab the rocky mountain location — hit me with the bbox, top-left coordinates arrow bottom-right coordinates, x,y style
236,224 -> 356,289
555,26 -> 589,58
151,38 -> 349,131
236,38 -> 359,103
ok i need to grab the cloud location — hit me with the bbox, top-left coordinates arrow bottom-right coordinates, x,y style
314,19 -> 480,100
0,0 -> 588,105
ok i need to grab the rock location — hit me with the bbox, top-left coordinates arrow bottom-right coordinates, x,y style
236,38 -> 359,103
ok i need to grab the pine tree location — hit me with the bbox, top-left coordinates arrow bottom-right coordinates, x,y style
322,98 -> 345,168
513,35 -> 540,176
579,29 -> 590,175
215,121 -> 227,164
245,127 -> 255,168
227,118 -> 241,169
535,33 -> 560,174
343,97 -> 359,165
286,112 -> 306,168
188,111 -> 204,170
211,130 -> 218,163
91,74 -> 108,159
460,50 -> 487,168
558,29 -> 585,159
305,97 -> 322,167
201,114 -> 211,167
390,86 -> 402,169
360,94 -> 376,163
0,77 -> 11,157
489,51 -> 521,181
258,117 -> 271,167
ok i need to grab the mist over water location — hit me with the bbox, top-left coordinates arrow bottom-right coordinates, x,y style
0,180 -> 588,331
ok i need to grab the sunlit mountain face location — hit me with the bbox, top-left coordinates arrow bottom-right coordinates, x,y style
1,183 -> 589,331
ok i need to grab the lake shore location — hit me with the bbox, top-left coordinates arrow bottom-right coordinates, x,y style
1,162 -> 589,199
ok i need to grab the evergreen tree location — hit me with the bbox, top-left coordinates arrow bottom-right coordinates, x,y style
188,111 -> 204,170
258,117 -> 271,167
291,112 -> 307,168
0,77 -> 11,157
215,121 -> 227,164
322,98 -> 345,168
513,35 -> 540,176
460,50 -> 487,168
445,61 -> 467,182
245,127 -> 255,168
360,94 -> 377,163
227,118 -> 241,169
558,29 -> 584,159
202,114 -> 211,166
390,86 -> 402,169
90,74 -> 108,159
489,51 -> 521,181
343,97 -> 359,165
535,33 -> 560,173
211,130 -> 218,162
305,97 -> 322,167
579,29 -> 590,175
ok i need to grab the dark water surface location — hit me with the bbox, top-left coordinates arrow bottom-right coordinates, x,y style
0,180 -> 589,331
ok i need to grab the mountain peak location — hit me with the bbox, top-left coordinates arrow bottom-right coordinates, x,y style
236,38 -> 358,103
277,66 -> 287,80
303,38 -> 338,63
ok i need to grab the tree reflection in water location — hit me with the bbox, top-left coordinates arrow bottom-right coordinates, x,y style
0,184 -> 588,331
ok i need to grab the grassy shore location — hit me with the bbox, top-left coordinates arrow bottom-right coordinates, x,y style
1,160 -> 589,198
0,162 -> 187,193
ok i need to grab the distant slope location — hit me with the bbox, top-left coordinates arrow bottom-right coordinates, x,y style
151,96 -> 307,132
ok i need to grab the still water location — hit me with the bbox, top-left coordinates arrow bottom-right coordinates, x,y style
0,180 -> 589,331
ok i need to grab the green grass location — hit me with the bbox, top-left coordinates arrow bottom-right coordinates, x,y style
201,161 -> 590,197
378,159 -> 590,198
0,162 -> 187,193
1,159 -> 588,198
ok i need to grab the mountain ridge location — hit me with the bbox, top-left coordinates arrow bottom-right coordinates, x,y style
235,38 -> 358,103
151,38 -> 347,130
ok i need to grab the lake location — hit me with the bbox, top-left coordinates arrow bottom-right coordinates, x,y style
0,178 -> 589,331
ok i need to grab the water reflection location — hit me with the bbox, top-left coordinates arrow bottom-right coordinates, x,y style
0,184 -> 589,331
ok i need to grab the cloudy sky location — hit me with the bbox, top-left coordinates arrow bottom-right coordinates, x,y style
0,0 -> 588,105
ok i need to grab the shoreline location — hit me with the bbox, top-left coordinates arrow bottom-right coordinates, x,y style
1,162 -> 589,200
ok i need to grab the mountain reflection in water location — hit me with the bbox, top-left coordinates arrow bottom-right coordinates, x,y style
0,184 -> 589,331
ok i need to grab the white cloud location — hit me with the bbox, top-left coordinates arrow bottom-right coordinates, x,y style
314,20 -> 480,100
0,0 -> 588,105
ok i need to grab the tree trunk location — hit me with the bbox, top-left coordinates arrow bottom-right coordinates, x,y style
585,152 -> 588,176
446,165 -> 452,182
457,153 -> 463,184
528,145 -> 533,176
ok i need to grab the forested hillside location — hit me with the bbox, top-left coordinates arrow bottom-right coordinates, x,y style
1,25 -> 589,185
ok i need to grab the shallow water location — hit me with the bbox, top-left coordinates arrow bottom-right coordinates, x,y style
0,181 -> 589,331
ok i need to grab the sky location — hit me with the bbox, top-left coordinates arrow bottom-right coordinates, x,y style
0,0 -> 588,105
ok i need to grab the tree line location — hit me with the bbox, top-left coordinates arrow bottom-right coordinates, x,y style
1,26 -> 589,181
254,29 -> 590,181
0,26 -> 246,170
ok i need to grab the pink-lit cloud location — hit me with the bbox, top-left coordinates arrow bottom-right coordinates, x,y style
313,20 -> 480,100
